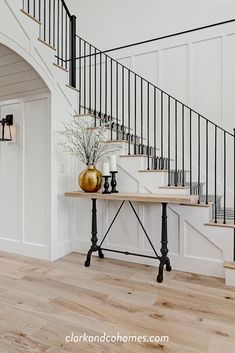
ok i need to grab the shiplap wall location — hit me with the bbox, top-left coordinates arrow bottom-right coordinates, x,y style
0,44 -> 49,101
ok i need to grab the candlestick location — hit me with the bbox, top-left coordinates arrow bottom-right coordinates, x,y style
109,155 -> 117,172
102,162 -> 110,176
110,171 -> 119,193
102,176 -> 111,194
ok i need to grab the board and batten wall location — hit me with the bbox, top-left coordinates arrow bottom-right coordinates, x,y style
112,22 -> 235,204
0,44 -> 51,259
67,0 -> 235,130
111,21 -> 235,133
67,0 -> 235,50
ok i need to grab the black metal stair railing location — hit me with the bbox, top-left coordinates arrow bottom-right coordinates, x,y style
22,0 -> 77,87
21,1 -> 235,237
74,35 -> 235,229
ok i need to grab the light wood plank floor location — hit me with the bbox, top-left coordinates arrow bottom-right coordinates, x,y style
0,251 -> 235,353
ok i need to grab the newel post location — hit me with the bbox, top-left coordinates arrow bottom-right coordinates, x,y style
69,15 -> 77,88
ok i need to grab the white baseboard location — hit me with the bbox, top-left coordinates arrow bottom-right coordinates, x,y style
53,240 -> 73,261
0,239 -> 50,260
225,268 -> 235,286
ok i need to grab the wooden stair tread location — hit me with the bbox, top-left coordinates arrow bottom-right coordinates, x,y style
21,9 -> 41,24
180,202 -> 212,208
205,220 -> 235,229
139,169 -> 170,173
66,84 -> 80,92
224,261 -> 235,269
106,139 -> 146,145
120,153 -> 162,158
159,185 -> 190,189
38,38 -> 56,51
139,169 -> 188,173
53,63 -> 69,73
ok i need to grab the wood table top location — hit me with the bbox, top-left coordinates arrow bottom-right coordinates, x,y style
64,191 -> 198,205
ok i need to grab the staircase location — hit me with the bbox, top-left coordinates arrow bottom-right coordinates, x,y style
21,0 -> 235,284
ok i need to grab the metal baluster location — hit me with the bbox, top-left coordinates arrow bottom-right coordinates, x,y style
53,0 -> 55,48
99,52 -> 102,121
116,62 -> 118,135
79,37 -> 81,114
49,0 -> 51,45
65,14 -> 68,70
33,0 -> 36,17
168,96 -> 171,185
27,0 -> 30,13
44,0 -> 46,42
122,66 -> 124,140
147,83 -> 150,168
198,115 -> 201,204
215,126 -> 217,223
182,104 -> 185,186
89,44 -> 92,113
175,100 -> 178,186
223,132 -> 227,224
140,79 -> 143,154
154,87 -> 157,161
94,47 -> 96,121
234,129 -> 235,260
161,91 -> 164,169
105,55 -> 107,118
134,75 -> 137,154
84,41 -> 86,114
61,4 -> 64,67
128,70 -> 131,155
39,0 -> 41,22
206,120 -> 209,204
110,58 -> 113,140
57,0 -> 60,65
189,110 -> 192,194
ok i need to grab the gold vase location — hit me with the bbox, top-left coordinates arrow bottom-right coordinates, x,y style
78,165 -> 102,193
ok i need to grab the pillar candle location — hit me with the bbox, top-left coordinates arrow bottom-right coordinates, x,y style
109,155 -> 117,171
103,162 -> 110,176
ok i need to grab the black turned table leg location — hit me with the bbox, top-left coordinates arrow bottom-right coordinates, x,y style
85,198 -> 104,267
157,202 -> 172,283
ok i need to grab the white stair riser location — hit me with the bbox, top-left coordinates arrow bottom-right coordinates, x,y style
225,268 -> 235,286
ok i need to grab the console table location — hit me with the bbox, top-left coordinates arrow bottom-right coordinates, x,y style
65,192 -> 197,283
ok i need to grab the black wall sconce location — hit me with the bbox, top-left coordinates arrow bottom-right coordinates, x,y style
0,115 -> 13,142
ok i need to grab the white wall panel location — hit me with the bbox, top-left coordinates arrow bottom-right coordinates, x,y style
0,96 -> 50,255
185,222 -> 222,260
162,44 -> 188,102
67,0 -> 235,50
225,33 -> 235,131
0,103 -> 22,241
134,51 -> 158,86
191,37 -> 222,125
24,98 -> 49,246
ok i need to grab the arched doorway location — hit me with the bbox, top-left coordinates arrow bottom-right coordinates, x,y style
0,43 -> 51,259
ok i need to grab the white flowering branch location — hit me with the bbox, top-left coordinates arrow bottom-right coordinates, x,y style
59,117 -> 121,166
